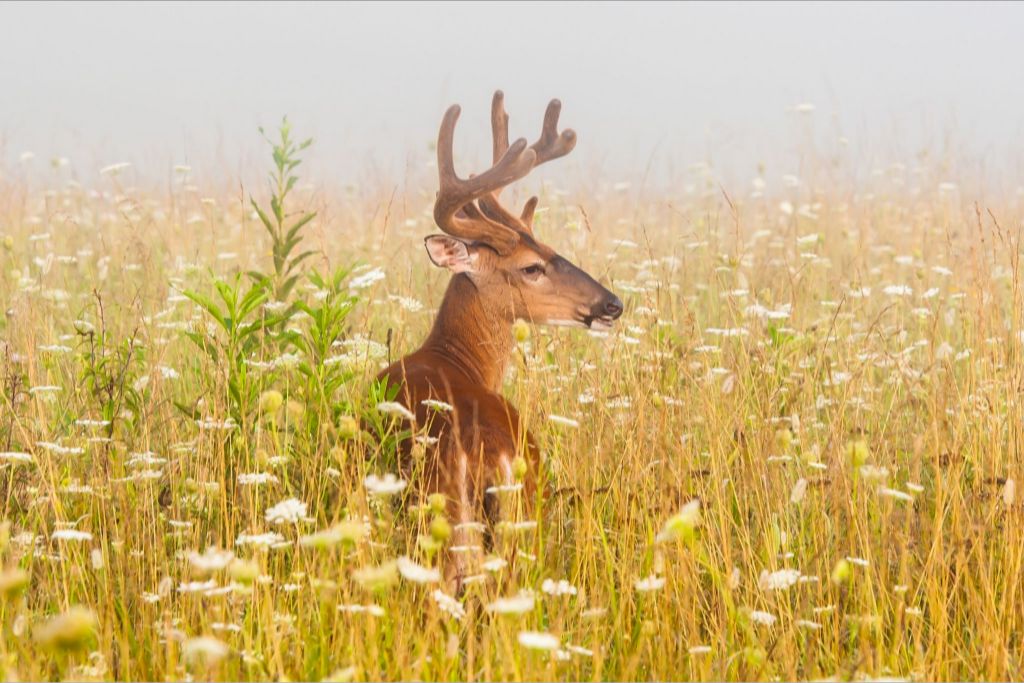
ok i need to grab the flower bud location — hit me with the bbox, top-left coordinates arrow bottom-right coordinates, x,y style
831,558 -> 852,585
511,455 -> 528,481
0,567 -> 29,600
259,390 -> 283,415
228,558 -> 260,585
430,515 -> 452,543
338,415 -> 359,440
34,606 -> 97,652
512,318 -> 530,343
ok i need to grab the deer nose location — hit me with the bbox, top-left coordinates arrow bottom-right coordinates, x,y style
603,295 -> 624,319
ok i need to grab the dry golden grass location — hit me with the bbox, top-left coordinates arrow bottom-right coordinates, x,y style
0,141 -> 1023,681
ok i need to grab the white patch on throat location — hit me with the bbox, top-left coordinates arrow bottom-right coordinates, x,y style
544,318 -> 588,329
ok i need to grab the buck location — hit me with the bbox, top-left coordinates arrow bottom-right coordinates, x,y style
378,91 -> 622,585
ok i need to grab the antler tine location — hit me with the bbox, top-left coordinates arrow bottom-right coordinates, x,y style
531,98 -> 577,164
479,93 -> 577,234
434,103 -> 536,254
491,90 -> 510,164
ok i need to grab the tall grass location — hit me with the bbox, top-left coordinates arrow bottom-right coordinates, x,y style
0,128 -> 1022,681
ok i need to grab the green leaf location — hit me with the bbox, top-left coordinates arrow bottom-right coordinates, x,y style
250,198 -> 276,236
284,250 -> 315,274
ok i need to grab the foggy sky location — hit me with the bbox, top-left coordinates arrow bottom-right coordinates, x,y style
2,1 -> 1022,187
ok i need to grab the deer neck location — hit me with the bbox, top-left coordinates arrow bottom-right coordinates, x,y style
422,273 -> 514,393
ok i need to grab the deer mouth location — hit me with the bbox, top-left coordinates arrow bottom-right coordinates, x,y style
582,314 -> 618,331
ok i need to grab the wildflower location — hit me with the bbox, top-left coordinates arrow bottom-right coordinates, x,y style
547,414 -> 580,428
518,630 -> 560,651
759,568 -> 801,591
364,473 -> 407,497
859,465 -> 890,484
99,162 -> 131,176
790,478 -> 808,504
688,645 -> 713,655
352,562 -> 399,592
432,589 -> 466,621
34,606 -> 97,652
634,575 -> 666,593
196,417 -> 237,431
541,578 -> 578,597
376,401 -> 415,421
796,619 -> 823,630
482,556 -> 508,573
878,487 -> 914,503
323,666 -> 361,682
396,556 -> 440,584
349,267 -> 385,290
421,399 -> 454,412
182,636 -> 229,670
883,284 -> 913,297
486,591 -> 535,615
38,342 -> 73,355
0,452 -> 33,465
337,604 -> 385,617
237,472 -> 279,486
52,529 -> 93,542
485,483 -> 523,494
36,442 -> 84,456
656,498 -> 700,544
749,609 -> 777,626
235,531 -> 286,548
265,497 -> 308,525
188,548 -> 235,573
566,644 -> 595,657
178,579 -> 218,594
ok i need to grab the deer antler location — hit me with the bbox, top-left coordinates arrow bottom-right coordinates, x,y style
479,91 -> 577,233
434,92 -> 577,249
434,104 -> 536,255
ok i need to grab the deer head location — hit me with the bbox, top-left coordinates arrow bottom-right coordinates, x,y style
425,91 -> 623,331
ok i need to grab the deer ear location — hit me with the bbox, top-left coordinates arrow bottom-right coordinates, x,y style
424,234 -> 478,273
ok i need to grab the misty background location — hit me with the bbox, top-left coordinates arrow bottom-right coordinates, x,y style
2,1 -> 1022,191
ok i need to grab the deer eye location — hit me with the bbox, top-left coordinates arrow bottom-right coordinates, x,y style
520,264 -> 545,277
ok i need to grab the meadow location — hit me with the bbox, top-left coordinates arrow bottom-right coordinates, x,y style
1,121 -> 1023,682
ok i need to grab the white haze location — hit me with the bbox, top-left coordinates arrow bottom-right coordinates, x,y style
1,1 -> 1022,189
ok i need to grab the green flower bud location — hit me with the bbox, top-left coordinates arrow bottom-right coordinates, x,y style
845,439 -> 870,468
511,456 -> 528,481
338,415 -> 359,440
228,558 -> 260,585
831,558 -> 852,585
430,515 -> 452,543
512,318 -> 530,343
352,561 -> 398,593
0,567 -> 29,600
34,606 -> 97,652
259,390 -> 283,415
428,493 -> 447,514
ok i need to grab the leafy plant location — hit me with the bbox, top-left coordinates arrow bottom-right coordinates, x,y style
250,117 -> 319,302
